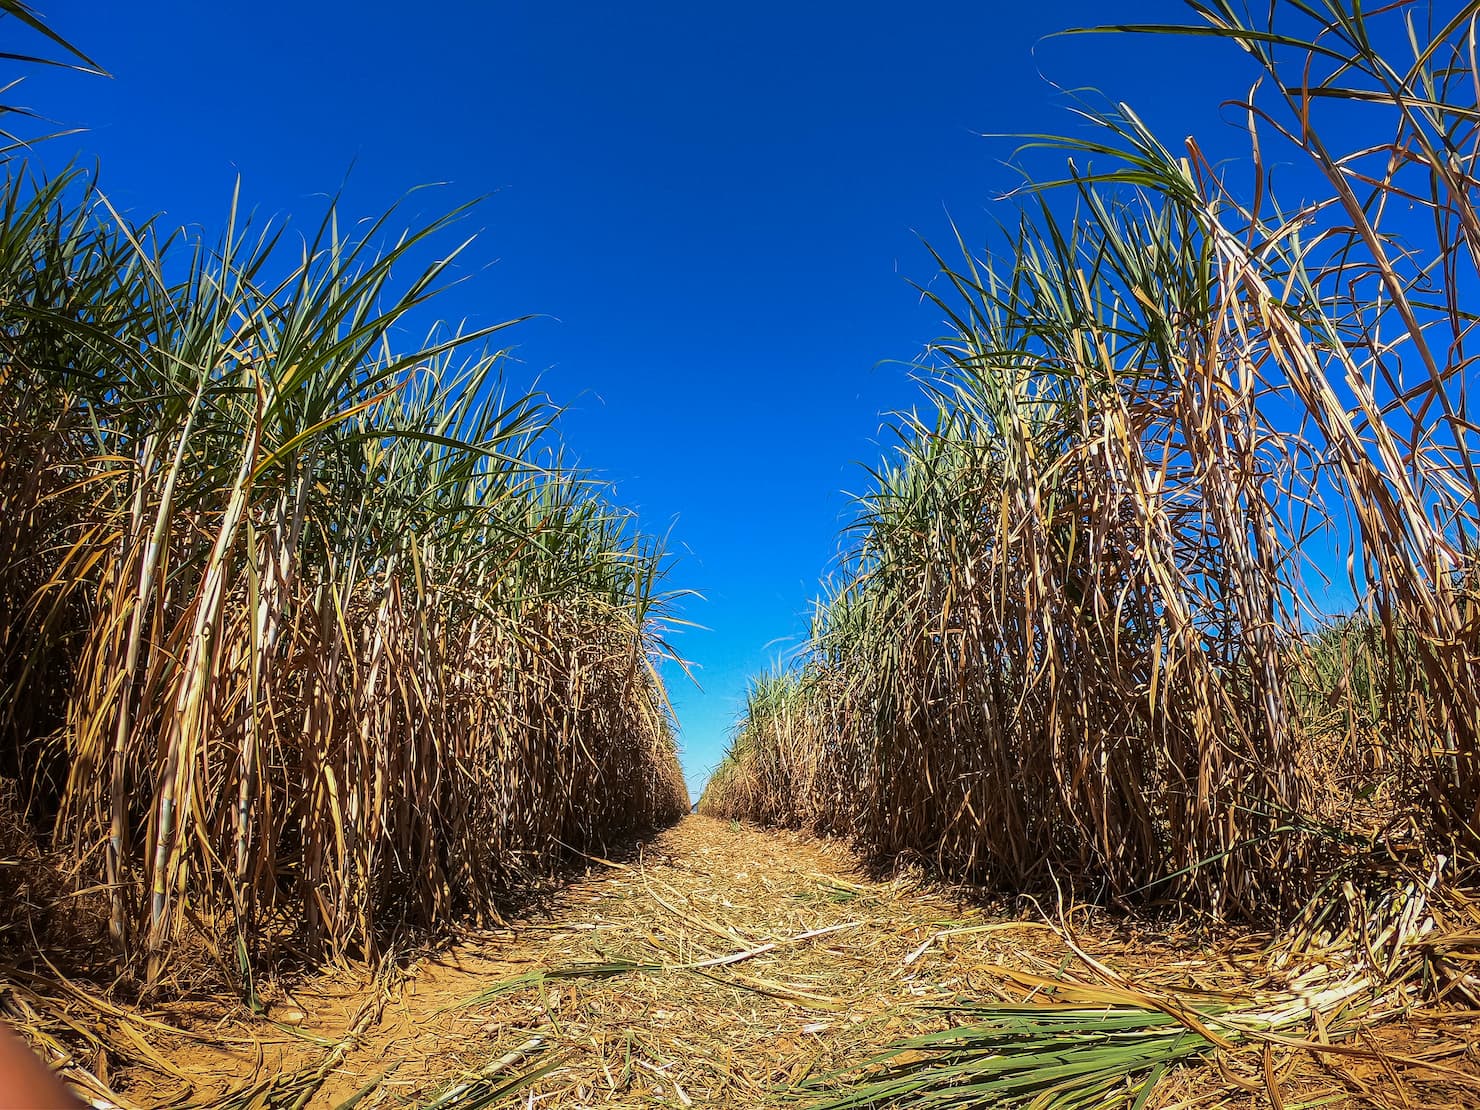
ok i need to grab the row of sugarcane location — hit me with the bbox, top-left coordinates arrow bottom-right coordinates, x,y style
0,134 -> 689,981
703,0 -> 1480,920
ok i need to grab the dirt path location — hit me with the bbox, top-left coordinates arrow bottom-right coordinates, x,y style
111,817 -> 1474,1108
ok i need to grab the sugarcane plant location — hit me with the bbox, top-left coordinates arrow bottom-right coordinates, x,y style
0,165 -> 690,985
706,0 -> 1479,917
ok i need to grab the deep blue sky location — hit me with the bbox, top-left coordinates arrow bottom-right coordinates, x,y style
21,1 -> 1251,798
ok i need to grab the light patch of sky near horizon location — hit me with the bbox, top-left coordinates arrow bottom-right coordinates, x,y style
23,1 -> 1281,800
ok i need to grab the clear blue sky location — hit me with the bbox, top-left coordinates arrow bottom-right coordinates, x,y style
23,1 -> 1249,799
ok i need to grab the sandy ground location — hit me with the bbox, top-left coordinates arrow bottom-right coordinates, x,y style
34,816 -> 1480,1108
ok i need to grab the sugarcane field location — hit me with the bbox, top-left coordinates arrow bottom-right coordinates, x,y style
2,0 -> 1480,1107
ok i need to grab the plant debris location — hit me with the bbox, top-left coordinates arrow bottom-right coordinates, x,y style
9,817 -> 1471,1109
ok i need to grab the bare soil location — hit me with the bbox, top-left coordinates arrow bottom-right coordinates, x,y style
17,816 -> 1480,1108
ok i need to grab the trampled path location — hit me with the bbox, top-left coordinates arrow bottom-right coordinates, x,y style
122,817 -> 1471,1109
